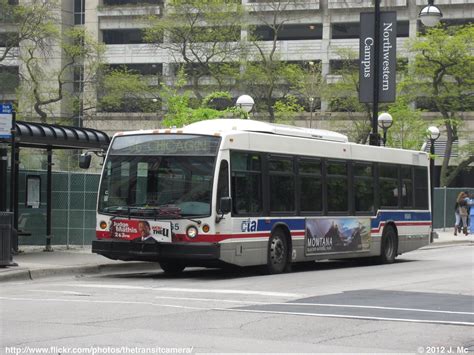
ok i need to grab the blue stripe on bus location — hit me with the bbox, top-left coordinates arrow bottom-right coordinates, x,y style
252,211 -> 431,232
370,211 -> 431,229
257,218 -> 305,232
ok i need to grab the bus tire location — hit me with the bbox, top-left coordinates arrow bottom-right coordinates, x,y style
267,229 -> 288,274
377,225 -> 397,264
159,260 -> 186,274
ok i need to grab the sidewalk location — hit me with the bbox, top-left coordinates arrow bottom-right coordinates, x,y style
0,245 -> 155,282
0,229 -> 472,283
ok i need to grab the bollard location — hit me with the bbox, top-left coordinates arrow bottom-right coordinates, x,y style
0,212 -> 18,267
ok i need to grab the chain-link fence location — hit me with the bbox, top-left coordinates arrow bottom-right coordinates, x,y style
7,148 -> 103,247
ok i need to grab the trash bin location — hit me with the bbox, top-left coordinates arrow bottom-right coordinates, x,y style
0,212 -> 14,267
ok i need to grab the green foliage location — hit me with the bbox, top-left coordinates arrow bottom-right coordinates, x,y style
144,0 -> 245,99
274,95 -> 303,125
323,48 -> 372,143
405,24 -> 474,186
98,67 -> 158,112
385,97 -> 426,150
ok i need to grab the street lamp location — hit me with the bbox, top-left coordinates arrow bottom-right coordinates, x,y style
377,112 -> 393,147
309,97 -> 315,129
236,95 -> 254,118
427,125 -> 440,242
419,1 -> 443,27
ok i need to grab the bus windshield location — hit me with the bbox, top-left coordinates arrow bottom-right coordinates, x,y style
98,134 -> 220,218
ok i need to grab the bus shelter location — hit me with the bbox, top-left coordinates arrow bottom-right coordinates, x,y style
0,121 -> 110,251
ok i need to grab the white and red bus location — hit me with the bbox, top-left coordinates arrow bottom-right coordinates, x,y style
91,119 -> 431,274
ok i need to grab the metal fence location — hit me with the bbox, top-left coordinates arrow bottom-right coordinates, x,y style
433,187 -> 472,230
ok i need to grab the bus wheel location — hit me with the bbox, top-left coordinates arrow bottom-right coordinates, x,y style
267,230 -> 288,274
378,226 -> 397,264
159,260 -> 186,274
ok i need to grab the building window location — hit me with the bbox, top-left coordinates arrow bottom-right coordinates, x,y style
103,0 -> 163,5
73,66 -> 84,93
0,66 -> 19,94
253,24 -> 322,41
74,0 -> 85,25
102,29 -> 146,44
332,21 -> 410,39
108,63 -> 162,76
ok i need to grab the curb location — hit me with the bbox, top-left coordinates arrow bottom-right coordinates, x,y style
0,262 -> 156,283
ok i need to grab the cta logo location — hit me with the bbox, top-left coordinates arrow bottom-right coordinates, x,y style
241,219 -> 257,233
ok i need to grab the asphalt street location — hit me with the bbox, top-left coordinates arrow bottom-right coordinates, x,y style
1,244 -> 473,354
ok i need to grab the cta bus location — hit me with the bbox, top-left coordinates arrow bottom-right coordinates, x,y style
90,119 -> 431,274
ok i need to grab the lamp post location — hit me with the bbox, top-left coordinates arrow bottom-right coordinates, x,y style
419,1 -> 443,27
427,126 -> 440,242
236,95 -> 254,119
367,1 -> 442,147
377,112 -> 393,147
309,97 -> 314,129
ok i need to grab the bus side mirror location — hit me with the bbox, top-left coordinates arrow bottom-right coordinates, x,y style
216,197 -> 232,223
220,197 -> 232,214
79,153 -> 91,169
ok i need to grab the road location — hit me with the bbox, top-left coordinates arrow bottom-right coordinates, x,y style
1,244 -> 473,354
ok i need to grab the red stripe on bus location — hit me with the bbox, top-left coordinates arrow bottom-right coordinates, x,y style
371,221 -> 432,233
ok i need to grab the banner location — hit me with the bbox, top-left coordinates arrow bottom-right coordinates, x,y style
305,218 -> 371,256
359,12 -> 397,103
110,219 -> 172,243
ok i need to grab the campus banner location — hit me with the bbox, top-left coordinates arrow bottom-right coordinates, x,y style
359,11 -> 397,103
305,218 -> 371,256
110,219 -> 172,242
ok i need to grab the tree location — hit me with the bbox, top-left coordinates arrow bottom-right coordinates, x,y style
242,0 -> 306,122
324,48 -> 373,143
385,97 -> 426,150
406,24 -> 474,186
0,0 -> 57,64
144,0 -> 245,100
98,66 -> 160,113
19,26 -> 104,123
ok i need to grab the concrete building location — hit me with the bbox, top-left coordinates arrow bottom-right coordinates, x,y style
1,0 -> 473,137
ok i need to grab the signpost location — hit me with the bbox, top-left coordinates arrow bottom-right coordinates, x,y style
359,10 -> 397,146
0,104 -> 13,139
0,104 -> 14,212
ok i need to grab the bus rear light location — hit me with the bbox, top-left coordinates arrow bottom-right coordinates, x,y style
186,226 -> 198,239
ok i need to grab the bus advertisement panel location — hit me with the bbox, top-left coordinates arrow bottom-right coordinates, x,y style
305,218 -> 371,255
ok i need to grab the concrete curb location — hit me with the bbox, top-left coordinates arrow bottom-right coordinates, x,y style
0,262 -> 156,283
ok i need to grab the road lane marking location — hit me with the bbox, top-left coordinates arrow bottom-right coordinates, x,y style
59,283 -> 302,298
148,296 -> 473,316
1,296 -> 472,327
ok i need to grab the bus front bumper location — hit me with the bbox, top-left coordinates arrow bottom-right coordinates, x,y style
92,240 -> 220,264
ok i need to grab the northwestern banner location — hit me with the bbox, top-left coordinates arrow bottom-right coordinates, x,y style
359,11 -> 397,103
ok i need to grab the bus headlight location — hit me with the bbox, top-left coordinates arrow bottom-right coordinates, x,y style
186,226 -> 198,239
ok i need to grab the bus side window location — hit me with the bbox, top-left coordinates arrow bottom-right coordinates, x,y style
216,160 -> 229,212
414,167 -> 429,209
230,152 -> 262,215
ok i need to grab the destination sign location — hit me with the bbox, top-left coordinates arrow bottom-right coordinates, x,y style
110,134 -> 221,156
